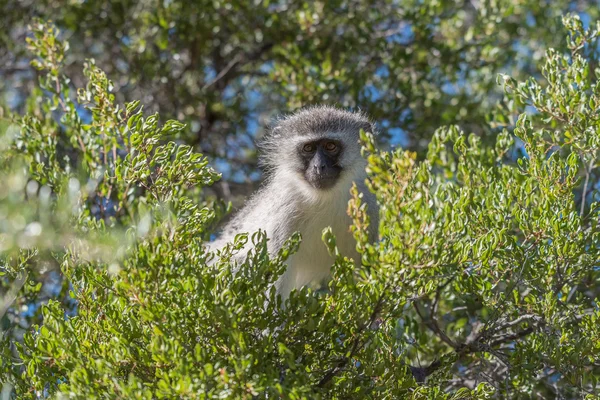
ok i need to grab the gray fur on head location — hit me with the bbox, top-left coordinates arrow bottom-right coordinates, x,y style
259,105 -> 376,175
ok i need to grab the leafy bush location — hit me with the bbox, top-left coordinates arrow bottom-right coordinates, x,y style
1,15 -> 599,399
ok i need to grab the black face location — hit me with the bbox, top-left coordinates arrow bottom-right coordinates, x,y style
298,139 -> 343,189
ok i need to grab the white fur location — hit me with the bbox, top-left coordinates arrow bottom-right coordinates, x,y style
272,165 -> 368,297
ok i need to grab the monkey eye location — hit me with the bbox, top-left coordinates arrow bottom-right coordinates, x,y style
302,143 -> 316,153
324,142 -> 337,152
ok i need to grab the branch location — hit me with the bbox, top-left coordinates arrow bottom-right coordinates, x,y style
410,304 -> 543,382
413,281 -> 457,349
202,42 -> 274,91
202,53 -> 243,91
489,327 -> 535,348
493,314 -> 541,332
316,292 -> 386,388
414,302 -> 457,348
431,278 -> 453,320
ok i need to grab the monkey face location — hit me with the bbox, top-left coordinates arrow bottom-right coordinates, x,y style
258,106 -> 375,195
298,139 -> 343,189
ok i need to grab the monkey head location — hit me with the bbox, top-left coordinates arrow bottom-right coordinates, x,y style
259,106 -> 375,195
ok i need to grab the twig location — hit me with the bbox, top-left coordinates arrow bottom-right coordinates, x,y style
489,327 -> 535,348
202,42 -> 274,91
414,298 -> 457,349
580,156 -> 595,215
493,314 -> 540,332
316,291 -> 386,388
431,278 -> 453,320
0,272 -> 28,321
202,54 -> 243,91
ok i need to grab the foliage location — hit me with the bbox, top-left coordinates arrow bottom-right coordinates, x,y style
2,0 -> 600,190
0,11 -> 599,400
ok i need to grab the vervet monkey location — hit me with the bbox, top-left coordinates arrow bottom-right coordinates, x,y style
211,106 -> 378,299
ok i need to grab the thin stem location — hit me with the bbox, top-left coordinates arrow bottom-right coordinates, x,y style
580,156 -> 595,215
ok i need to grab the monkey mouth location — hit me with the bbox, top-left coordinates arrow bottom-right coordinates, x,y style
307,174 -> 340,190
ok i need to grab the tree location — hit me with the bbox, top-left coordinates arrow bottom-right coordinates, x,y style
2,0 -> 599,193
1,9 -> 600,400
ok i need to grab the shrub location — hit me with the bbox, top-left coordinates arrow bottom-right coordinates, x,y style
0,16 -> 599,399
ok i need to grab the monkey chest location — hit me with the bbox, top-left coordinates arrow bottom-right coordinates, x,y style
285,209 -> 359,290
